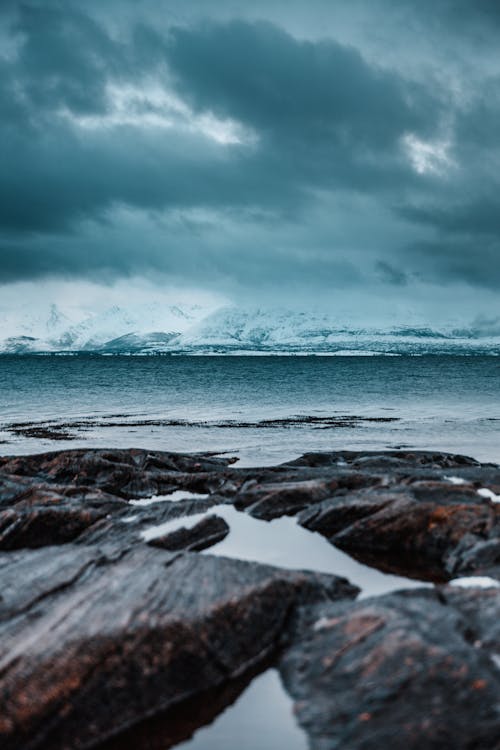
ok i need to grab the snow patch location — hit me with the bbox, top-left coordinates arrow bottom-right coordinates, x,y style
449,576 -> 500,589
477,488 -> 500,503
445,476 -> 468,485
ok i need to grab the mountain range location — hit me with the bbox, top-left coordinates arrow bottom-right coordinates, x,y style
1,303 -> 499,355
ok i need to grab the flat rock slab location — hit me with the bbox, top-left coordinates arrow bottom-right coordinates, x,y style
0,543 -> 356,750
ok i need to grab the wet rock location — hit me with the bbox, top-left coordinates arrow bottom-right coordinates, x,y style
0,483 -> 130,550
234,478 -> 338,520
284,449 -> 484,470
0,545 -> 356,750
296,482 -> 500,582
1,447 -> 500,748
0,448 -> 233,500
147,514 -> 230,552
280,587 -> 500,750
1,448 -> 500,578
78,495 -> 221,549
0,504 -> 110,550
100,659 -> 272,750
298,492 -> 393,538
330,488 -> 500,581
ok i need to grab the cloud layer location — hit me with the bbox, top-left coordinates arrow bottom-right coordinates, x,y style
0,0 -> 499,315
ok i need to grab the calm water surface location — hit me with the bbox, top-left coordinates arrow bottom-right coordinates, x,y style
0,354 -> 499,463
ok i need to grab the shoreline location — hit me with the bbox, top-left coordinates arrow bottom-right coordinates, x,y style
1,447 -> 499,748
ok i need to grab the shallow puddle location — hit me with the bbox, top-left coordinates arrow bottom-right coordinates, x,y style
135,493 -> 434,749
177,670 -> 307,750
140,503 -> 429,597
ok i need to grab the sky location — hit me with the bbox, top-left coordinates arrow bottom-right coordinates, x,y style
1,0 -> 500,326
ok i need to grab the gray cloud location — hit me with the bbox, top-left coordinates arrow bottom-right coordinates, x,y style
375,261 -> 408,286
0,0 -> 498,303
165,20 -> 436,147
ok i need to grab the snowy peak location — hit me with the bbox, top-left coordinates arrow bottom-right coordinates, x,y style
0,304 -> 499,354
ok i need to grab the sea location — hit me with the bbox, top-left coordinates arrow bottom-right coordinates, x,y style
1,354 -> 499,464
1,353 -> 499,749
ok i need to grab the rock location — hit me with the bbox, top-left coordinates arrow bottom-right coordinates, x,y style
2,447 -> 500,748
2,447 -> 500,578
279,587 -> 500,750
78,495 -> 221,549
0,504 -> 110,550
284,450 -> 484,470
234,479 -> 338,519
298,492 -> 393,538
329,488 -> 500,581
0,544 -> 357,750
0,448 -> 233,500
147,514 -> 230,552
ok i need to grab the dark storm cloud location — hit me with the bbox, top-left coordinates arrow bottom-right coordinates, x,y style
399,200 -> 500,239
0,0 -> 498,293
165,20 -> 435,147
407,238 -> 500,289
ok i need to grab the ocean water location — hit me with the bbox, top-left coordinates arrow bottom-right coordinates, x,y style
0,354 -> 499,464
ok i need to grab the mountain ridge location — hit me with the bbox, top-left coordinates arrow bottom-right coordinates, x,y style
1,304 -> 499,354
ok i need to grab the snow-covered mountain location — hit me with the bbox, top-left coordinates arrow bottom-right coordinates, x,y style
0,302 -> 208,353
0,304 -> 499,354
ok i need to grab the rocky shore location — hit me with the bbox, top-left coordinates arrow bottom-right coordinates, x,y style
1,448 -> 500,749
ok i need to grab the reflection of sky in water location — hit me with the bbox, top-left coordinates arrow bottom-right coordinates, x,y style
178,670 -> 307,750
156,500 -> 428,750
140,503 -> 427,597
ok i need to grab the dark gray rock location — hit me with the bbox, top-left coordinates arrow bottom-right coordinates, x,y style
0,544 -> 357,750
147,514 -> 230,552
2,447 -> 500,749
279,587 -> 500,750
